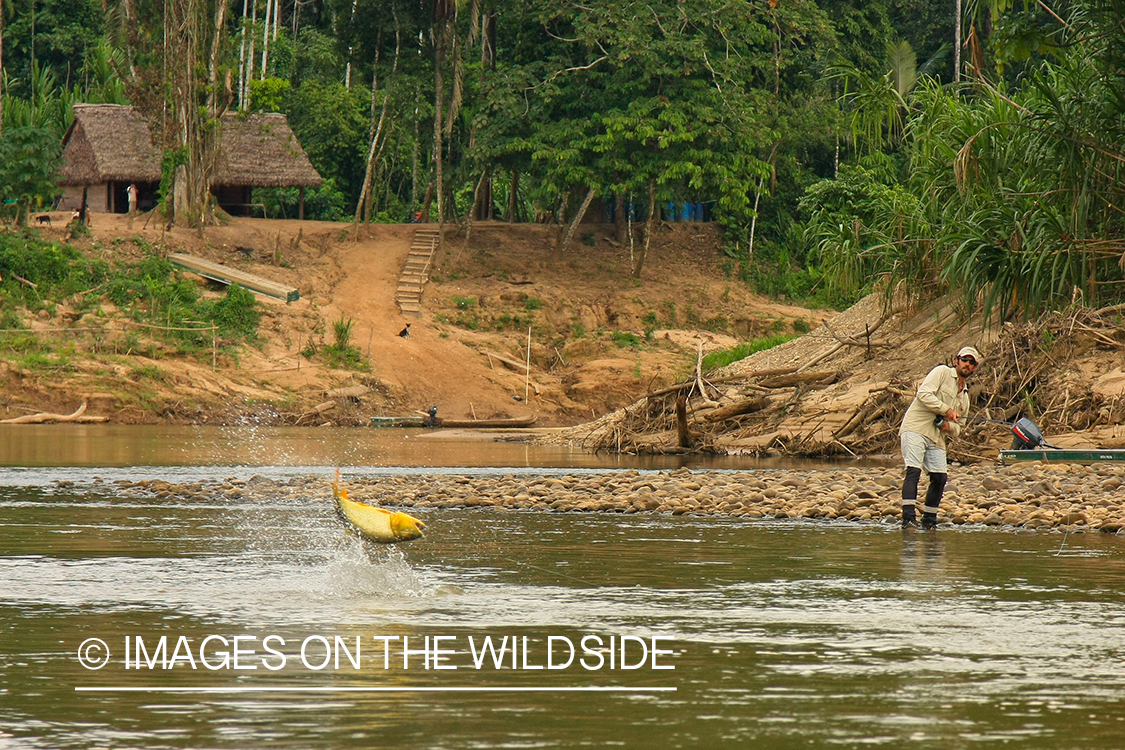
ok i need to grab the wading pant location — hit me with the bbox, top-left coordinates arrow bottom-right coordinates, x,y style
902,467 -> 947,526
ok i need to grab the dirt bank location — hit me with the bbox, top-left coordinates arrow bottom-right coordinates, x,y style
0,215 -> 827,427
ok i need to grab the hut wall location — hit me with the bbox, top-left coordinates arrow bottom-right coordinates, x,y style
59,184 -> 109,213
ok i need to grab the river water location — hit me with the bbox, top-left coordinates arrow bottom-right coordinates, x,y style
2,426 -> 1125,749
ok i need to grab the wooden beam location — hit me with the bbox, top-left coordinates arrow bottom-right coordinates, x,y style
168,253 -> 299,302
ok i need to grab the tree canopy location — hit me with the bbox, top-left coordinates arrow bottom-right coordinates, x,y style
1,0 -> 1121,313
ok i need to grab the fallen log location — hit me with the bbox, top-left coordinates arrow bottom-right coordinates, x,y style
646,367 -> 798,399
326,385 -> 369,400
758,370 -> 839,389
0,402 -> 108,424
699,396 -> 767,423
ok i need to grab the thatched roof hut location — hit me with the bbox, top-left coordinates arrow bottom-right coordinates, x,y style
214,113 -> 323,189
58,105 -> 324,217
58,104 -> 162,187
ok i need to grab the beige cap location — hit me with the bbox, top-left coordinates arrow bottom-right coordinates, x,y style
957,345 -> 983,363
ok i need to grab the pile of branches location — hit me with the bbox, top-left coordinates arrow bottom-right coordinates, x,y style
973,306 -> 1125,434
579,364 -> 843,454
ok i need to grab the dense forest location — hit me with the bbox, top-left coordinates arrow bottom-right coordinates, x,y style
0,0 -> 1122,315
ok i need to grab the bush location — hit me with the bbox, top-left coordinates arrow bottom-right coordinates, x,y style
208,285 -> 260,338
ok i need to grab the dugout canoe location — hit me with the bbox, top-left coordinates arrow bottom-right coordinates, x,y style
439,415 -> 537,428
1000,448 -> 1125,464
369,415 -> 537,429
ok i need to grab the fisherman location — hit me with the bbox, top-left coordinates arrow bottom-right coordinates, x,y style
899,345 -> 982,529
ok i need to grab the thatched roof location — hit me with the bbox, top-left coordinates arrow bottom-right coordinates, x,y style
59,106 -> 323,189
213,113 -> 323,188
58,104 -> 162,185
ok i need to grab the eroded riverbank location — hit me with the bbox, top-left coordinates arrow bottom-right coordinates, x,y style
109,463 -> 1125,533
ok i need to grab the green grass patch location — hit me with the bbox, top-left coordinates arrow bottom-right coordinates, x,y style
611,331 -> 643,349
702,333 -> 797,372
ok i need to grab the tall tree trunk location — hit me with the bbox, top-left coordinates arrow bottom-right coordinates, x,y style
420,181 -> 435,222
632,179 -> 656,279
260,0 -> 271,79
237,0 -> 248,108
411,87 -> 420,216
357,24 -> 400,224
954,0 -> 962,83
246,0 -> 256,106
614,192 -> 626,243
559,186 -> 596,252
507,169 -> 519,222
169,0 -> 228,228
433,23 -> 446,224
0,8 -> 5,140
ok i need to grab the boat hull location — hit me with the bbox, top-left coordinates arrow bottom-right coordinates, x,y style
1000,449 -> 1125,464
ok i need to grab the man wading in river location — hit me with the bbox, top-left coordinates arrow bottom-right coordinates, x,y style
899,346 -> 982,530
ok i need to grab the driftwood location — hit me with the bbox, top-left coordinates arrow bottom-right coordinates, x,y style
326,385 -> 369,400
699,396 -> 767,423
0,402 -> 108,424
295,401 -> 336,425
484,350 -> 529,372
646,367 -> 798,399
675,396 -> 691,448
758,370 -> 839,389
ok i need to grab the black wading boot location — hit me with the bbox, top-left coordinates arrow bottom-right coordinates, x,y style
920,472 -> 947,530
902,466 -> 921,529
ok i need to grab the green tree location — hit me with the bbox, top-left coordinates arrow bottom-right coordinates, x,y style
0,124 -> 59,225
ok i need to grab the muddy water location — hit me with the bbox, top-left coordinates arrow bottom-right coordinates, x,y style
2,427 -> 1125,749
0,423 -> 865,470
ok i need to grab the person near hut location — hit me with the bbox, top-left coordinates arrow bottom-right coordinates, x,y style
899,346 -> 982,530
127,183 -> 139,227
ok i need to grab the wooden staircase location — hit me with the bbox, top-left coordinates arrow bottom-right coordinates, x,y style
395,226 -> 441,316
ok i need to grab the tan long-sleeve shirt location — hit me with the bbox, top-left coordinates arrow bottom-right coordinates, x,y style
899,364 -> 970,450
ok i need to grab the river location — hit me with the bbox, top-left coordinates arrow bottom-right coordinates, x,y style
2,426 -> 1124,748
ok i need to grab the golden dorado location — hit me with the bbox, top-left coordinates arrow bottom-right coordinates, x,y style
330,471 -> 426,543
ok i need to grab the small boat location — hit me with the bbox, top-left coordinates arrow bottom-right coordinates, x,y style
370,416 -> 426,428
439,415 -> 537,429
330,472 -> 425,543
369,414 -> 537,429
1000,448 -> 1125,464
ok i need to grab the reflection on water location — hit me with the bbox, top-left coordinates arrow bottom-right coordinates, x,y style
0,424 -> 896,470
2,471 -> 1125,749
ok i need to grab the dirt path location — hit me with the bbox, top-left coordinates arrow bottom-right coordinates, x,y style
321,225 -> 533,421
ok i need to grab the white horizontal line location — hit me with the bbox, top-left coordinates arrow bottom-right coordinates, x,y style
75,686 -> 675,693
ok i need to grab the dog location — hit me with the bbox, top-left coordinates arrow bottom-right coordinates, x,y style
35,214 -> 51,227
398,324 -> 411,338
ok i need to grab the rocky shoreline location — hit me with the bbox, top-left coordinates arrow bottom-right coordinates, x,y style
109,463 -> 1125,534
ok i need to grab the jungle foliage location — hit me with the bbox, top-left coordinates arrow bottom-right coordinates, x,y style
0,0 -> 1122,317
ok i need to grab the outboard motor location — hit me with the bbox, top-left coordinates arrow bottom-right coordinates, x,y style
1011,417 -> 1058,450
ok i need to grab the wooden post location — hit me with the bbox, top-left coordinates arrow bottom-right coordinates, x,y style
524,326 -> 532,402
211,322 -> 217,370
299,187 -> 306,220
676,395 -> 691,448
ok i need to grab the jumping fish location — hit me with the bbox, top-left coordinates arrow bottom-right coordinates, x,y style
330,471 -> 426,543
